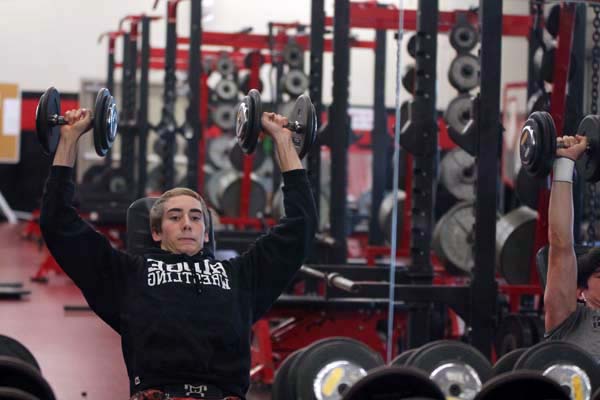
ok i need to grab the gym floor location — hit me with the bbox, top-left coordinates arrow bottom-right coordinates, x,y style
0,223 -> 270,400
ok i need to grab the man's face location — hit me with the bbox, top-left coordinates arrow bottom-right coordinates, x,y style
580,269 -> 600,309
151,195 -> 208,256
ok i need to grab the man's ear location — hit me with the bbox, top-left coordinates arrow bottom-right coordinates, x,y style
204,231 -> 209,243
151,230 -> 162,242
577,288 -> 586,302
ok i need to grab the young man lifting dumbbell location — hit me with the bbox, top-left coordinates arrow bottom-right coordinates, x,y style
39,108 -> 318,400
545,133 -> 600,360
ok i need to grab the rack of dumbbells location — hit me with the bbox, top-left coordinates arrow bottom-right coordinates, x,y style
434,14 -> 480,279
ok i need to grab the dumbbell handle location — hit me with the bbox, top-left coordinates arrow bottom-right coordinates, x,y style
283,121 -> 302,133
48,113 -> 94,127
557,142 -> 590,151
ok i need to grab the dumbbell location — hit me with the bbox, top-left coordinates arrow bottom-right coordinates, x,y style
35,86 -> 119,157
520,111 -> 600,182
234,89 -> 317,159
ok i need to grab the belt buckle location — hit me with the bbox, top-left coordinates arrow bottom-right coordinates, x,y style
184,384 -> 209,398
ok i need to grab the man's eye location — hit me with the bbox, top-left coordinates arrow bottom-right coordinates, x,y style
169,215 -> 180,221
192,216 -> 202,221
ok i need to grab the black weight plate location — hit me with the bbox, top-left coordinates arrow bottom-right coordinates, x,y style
341,365 -> 445,400
533,111 -> 551,178
377,191 -> 406,245
204,169 -> 230,208
539,111 -> 557,179
0,387 -> 41,400
439,148 -> 476,201
406,340 -> 493,399
272,348 -> 305,400
515,167 -> 542,209
402,64 -> 416,93
106,169 -> 129,194
474,370 -> 569,400
494,314 -> 533,358
94,89 -> 110,156
235,94 -> 255,154
576,115 -> 600,182
495,206 -> 538,284
35,91 -> 49,154
529,111 -> 551,178
519,115 -> 544,178
450,100 -> 478,157
282,70 -> 309,96
214,79 -> 239,102
206,135 -> 235,170
248,89 -> 262,152
105,94 -> 118,149
449,23 -> 478,53
287,337 -> 363,400
218,172 -> 267,217
546,5 -> 560,38
282,42 -> 304,69
216,53 -> 235,76
0,335 -> 40,372
391,348 -> 418,366
527,90 -> 551,115
147,166 -> 185,194
35,88 -> 61,155
93,89 -> 109,154
98,90 -> 114,152
448,54 -> 480,92
293,337 -> 384,400
0,356 -> 55,400
309,102 -> 318,148
407,34 -> 417,59
432,201 -> 477,276
514,340 -> 600,398
229,141 -> 266,172
492,348 -> 527,377
290,94 -> 315,159
212,103 -> 238,131
153,138 -> 179,158
445,94 -> 473,143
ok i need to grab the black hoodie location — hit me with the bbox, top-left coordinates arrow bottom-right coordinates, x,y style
40,166 -> 317,399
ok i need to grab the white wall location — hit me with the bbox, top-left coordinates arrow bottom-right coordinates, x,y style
0,0 -> 529,112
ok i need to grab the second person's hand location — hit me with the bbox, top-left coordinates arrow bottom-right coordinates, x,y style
557,135 -> 587,161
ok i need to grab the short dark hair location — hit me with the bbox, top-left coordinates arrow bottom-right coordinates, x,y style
149,188 -> 210,234
577,247 -> 600,288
